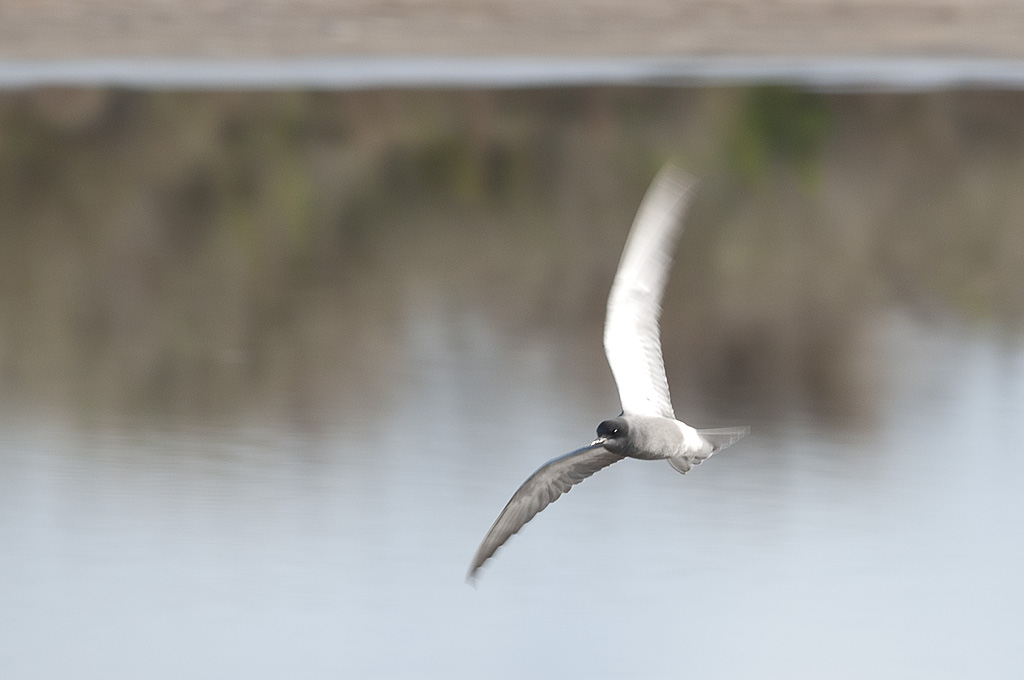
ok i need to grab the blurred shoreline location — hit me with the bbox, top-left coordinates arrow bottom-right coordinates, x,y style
3,86 -> 1024,426
3,1 -> 1024,62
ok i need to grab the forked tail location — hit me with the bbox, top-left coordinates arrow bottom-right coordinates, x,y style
698,426 -> 750,453
667,426 -> 749,475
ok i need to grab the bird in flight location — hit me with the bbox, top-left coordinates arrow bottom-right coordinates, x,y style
468,164 -> 748,580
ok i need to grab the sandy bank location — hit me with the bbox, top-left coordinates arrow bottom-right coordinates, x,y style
3,0 -> 1024,60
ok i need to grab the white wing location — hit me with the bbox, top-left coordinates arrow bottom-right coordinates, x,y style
468,444 -> 623,579
604,164 -> 695,418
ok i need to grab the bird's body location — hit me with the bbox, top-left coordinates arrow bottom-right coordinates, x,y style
615,414 -> 707,460
468,164 -> 748,580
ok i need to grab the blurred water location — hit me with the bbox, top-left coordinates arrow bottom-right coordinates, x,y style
1,304 -> 1022,679
6,57 -> 1024,89
2,82 -> 1024,678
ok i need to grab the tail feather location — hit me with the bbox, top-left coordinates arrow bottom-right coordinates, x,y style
698,426 -> 750,453
667,426 -> 749,475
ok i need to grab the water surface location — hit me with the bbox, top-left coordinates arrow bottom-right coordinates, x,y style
2,309 -> 1022,679
6,56 -> 1024,90
1,84 -> 1023,679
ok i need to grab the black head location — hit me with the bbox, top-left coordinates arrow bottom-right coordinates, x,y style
595,418 -> 629,453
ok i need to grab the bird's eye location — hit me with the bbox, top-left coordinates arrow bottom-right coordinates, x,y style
597,419 -> 624,439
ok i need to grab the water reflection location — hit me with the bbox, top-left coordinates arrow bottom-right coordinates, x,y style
1,86 -> 1024,678
2,311 -> 1023,678
3,87 -> 1024,423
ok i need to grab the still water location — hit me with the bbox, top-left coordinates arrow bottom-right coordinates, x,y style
1,305 -> 1022,679
6,56 -> 1024,89
2,83 -> 1024,678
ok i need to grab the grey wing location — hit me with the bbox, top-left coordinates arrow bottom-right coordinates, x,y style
604,164 -> 696,419
468,444 -> 624,580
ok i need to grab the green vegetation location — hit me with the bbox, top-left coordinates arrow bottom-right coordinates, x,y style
727,85 -> 833,188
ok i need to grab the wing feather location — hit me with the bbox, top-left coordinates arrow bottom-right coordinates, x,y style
604,165 -> 695,418
468,444 -> 623,579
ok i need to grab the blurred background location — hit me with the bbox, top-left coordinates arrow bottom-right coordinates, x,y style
2,5 -> 1024,679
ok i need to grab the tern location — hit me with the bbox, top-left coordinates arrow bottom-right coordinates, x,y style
468,164 -> 748,580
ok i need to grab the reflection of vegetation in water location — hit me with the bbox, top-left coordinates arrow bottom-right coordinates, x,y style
727,86 -> 833,188
1,87 -> 1023,424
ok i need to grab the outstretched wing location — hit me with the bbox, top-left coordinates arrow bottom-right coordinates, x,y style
604,164 -> 695,419
468,444 -> 624,580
